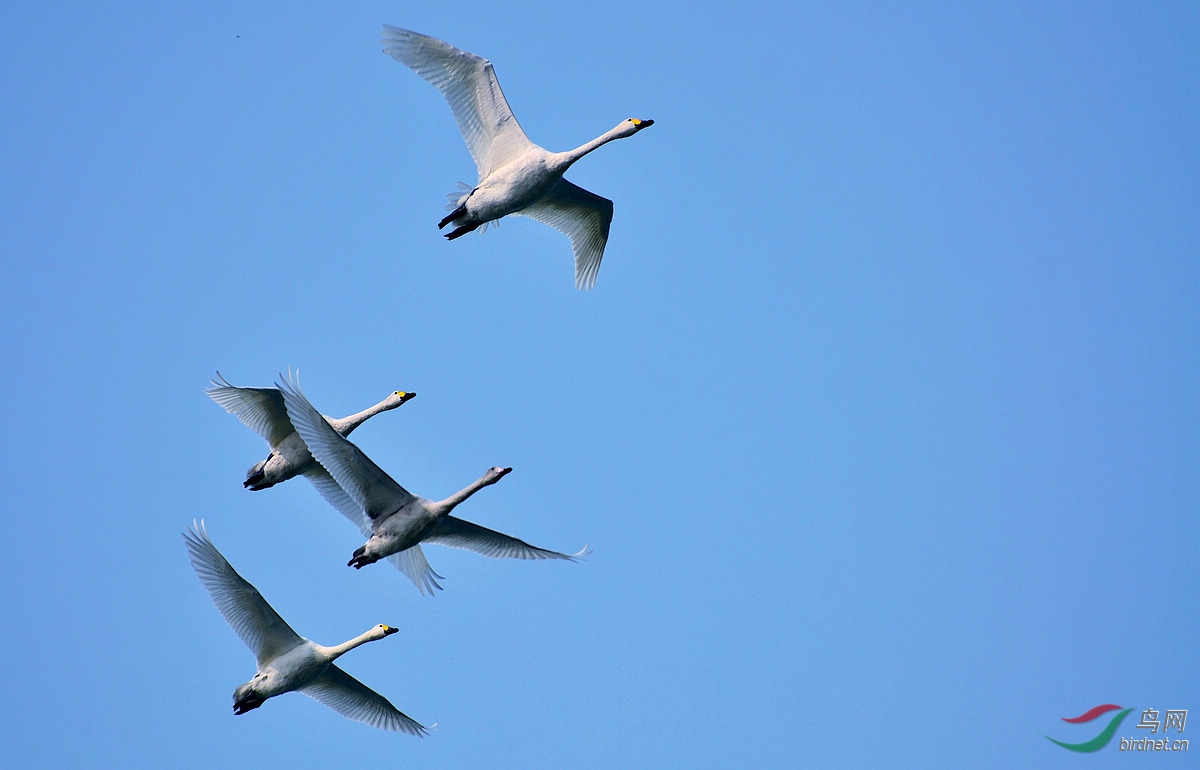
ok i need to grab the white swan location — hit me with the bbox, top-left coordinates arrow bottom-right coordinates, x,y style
206,373 -> 415,490
381,25 -> 654,290
277,373 -> 588,596
183,521 -> 427,734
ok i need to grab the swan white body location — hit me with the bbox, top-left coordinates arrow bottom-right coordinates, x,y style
381,25 -> 654,289
277,373 -> 588,596
183,521 -> 427,734
206,373 -> 415,490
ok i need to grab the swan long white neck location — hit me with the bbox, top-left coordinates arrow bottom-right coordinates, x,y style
433,473 -> 495,514
557,123 -> 636,169
331,398 -> 395,436
319,628 -> 385,659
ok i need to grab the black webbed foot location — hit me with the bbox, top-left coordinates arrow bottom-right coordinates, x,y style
438,203 -> 468,229
233,694 -> 266,714
348,546 -> 376,570
445,222 -> 483,240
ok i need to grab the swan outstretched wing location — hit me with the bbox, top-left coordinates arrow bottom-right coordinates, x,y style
300,664 -> 428,736
303,467 -> 442,597
278,373 -> 415,522
304,467 -> 372,536
206,373 -> 293,446
426,515 -> 588,561
183,521 -> 303,666
386,545 -> 444,597
521,179 -> 613,290
381,25 -> 535,179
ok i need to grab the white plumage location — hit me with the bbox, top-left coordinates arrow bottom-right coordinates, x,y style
382,25 -> 654,289
278,372 -> 588,596
183,521 -> 427,734
206,372 -> 415,491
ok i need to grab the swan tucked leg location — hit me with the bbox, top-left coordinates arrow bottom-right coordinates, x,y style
445,222 -> 484,240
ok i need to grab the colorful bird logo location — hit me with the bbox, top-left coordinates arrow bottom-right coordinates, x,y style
1047,704 -> 1134,752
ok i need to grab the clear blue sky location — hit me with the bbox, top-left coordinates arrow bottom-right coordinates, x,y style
1,2 -> 1196,767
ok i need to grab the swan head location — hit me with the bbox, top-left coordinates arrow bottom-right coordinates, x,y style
617,117 -> 654,137
383,390 -> 417,409
483,466 -> 513,485
371,624 -> 400,640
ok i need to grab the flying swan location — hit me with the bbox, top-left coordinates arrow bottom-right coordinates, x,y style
381,24 -> 654,290
277,372 -> 588,596
183,521 -> 427,734
206,373 -> 415,490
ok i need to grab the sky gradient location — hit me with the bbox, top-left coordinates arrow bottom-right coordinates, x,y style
1,2 -> 1196,767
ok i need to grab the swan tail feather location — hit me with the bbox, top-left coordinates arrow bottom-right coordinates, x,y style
443,182 -> 472,212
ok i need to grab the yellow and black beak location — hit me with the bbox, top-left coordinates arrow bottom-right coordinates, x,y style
631,118 -> 654,130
